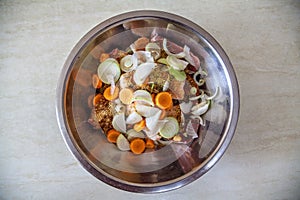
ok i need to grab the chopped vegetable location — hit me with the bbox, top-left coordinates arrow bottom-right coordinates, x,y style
191,101 -> 210,116
155,92 -> 173,110
169,67 -> 186,81
97,58 -> 121,84
206,87 -> 219,100
92,74 -> 103,89
107,129 -> 121,143
167,55 -> 188,71
145,42 -> 161,60
126,111 -> 142,124
163,38 -> 185,58
116,134 -> 130,151
190,87 -> 197,95
100,53 -> 110,62
103,86 -> 119,101
93,94 -> 103,106
157,58 -> 168,65
159,117 -> 179,139
133,119 -> 146,132
131,90 -> 154,106
135,104 -> 160,117
130,138 -> 146,154
127,129 -> 145,141
119,88 -> 133,105
120,55 -> 137,72
133,62 -> 155,85
145,110 -> 162,132
112,112 -> 126,133
145,138 -> 155,149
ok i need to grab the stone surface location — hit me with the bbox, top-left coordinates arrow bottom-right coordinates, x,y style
0,0 -> 299,199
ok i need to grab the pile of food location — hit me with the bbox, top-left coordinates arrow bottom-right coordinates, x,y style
87,33 -> 218,155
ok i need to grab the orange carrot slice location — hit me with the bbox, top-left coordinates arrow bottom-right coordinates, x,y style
107,129 -> 121,143
130,138 -> 146,154
93,94 -> 103,106
145,138 -> 155,149
155,92 -> 173,109
92,74 -> 102,89
100,53 -> 110,62
103,86 -> 119,101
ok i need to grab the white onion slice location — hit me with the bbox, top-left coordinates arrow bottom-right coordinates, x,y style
135,104 -> 160,117
191,101 -> 210,116
126,112 -> 142,124
163,38 -> 185,58
133,62 -> 155,85
131,89 -> 154,106
112,112 -> 126,133
183,45 -> 196,66
145,110 -> 162,132
166,55 -> 189,71
206,87 -> 220,100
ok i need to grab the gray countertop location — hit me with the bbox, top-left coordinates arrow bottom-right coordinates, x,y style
1,0 -> 299,199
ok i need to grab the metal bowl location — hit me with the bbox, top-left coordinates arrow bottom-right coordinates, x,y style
56,10 -> 239,193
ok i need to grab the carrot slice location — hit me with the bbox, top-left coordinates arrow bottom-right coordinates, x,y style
145,138 -> 155,149
155,92 -> 173,109
93,93 -> 103,106
100,53 -> 110,62
103,86 -> 119,101
107,129 -> 121,143
133,119 -> 146,132
92,74 -> 102,89
130,138 -> 146,154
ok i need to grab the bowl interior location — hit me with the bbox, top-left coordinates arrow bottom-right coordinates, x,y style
60,13 -> 235,191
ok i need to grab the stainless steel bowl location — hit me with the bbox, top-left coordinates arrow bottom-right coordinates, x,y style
56,10 -> 239,193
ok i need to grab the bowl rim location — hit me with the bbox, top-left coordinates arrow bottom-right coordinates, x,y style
56,10 -> 240,193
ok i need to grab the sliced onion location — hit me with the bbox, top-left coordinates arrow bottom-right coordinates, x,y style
206,87 -> 219,100
120,55 -> 138,72
191,101 -> 210,116
179,101 -> 193,114
163,80 -> 170,91
189,90 -> 205,101
167,55 -> 188,71
135,104 -> 160,117
127,129 -> 145,141
159,117 -> 179,139
126,112 -> 142,124
144,120 -> 166,140
145,110 -> 162,132
163,38 -> 185,58
119,73 -> 133,89
112,112 -> 126,133
115,103 -> 125,113
97,58 -> 120,84
133,62 -> 155,85
116,134 -> 130,151
183,45 -> 196,66
131,90 -> 154,106
145,42 -> 161,60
